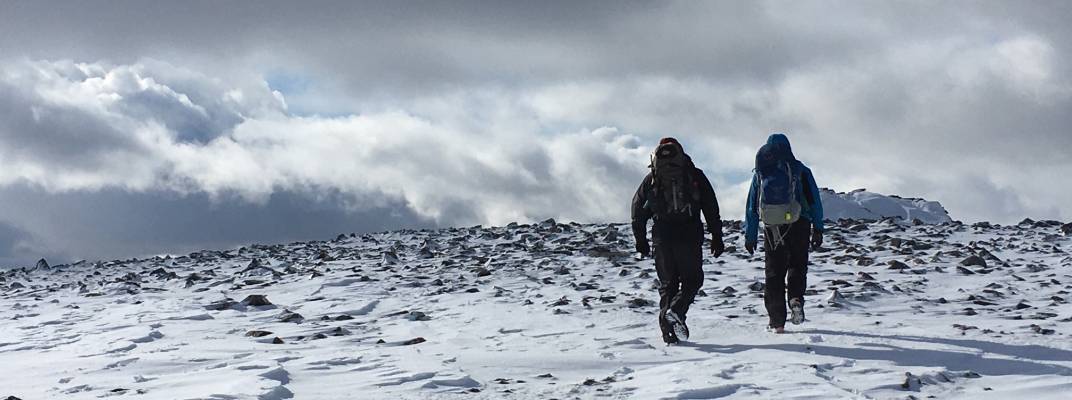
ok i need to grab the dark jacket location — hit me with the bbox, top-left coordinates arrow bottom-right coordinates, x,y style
632,167 -> 722,245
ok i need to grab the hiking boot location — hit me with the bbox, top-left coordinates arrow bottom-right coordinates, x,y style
789,298 -> 805,325
664,310 -> 690,340
658,309 -> 679,344
663,331 -> 680,344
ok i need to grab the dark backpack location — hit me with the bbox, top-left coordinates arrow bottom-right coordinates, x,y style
649,142 -> 700,223
755,142 -> 801,226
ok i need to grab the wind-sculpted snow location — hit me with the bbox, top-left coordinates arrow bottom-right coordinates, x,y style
822,188 -> 953,224
2,218 -> 1071,399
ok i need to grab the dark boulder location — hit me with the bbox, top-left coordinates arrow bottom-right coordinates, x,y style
402,337 -> 427,345
278,309 -> 305,323
241,295 -> 273,306
960,256 -> 987,268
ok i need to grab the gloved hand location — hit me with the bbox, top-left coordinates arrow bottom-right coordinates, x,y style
636,240 -> 651,259
811,229 -> 823,250
745,240 -> 757,255
710,234 -> 725,258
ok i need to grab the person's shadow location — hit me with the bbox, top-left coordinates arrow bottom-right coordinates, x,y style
680,329 -> 1072,377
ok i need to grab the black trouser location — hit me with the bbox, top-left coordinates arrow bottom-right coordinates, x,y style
763,219 -> 812,328
654,237 -> 704,323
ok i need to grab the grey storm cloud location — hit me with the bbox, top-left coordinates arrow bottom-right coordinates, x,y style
0,1 -> 1070,266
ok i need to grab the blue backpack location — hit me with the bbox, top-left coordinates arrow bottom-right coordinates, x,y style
755,142 -> 801,226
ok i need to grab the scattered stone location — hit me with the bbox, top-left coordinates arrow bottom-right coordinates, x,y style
204,298 -> 237,311
627,298 -> 653,308
406,311 -> 431,321
1014,301 -> 1032,310
277,309 -> 305,323
887,260 -> 910,270
272,337 -> 285,344
960,255 -> 987,268
1030,324 -> 1055,335
826,289 -> 845,304
474,267 -> 492,277
402,337 -> 426,345
240,295 -> 273,306
246,330 -> 273,337
317,250 -> 335,261
748,281 -> 765,292
901,372 -> 921,390
381,251 -> 400,265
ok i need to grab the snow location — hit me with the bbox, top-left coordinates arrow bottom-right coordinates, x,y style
822,188 -> 953,224
1,217 -> 1070,399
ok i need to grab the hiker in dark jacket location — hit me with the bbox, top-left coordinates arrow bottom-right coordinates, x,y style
632,137 -> 725,344
744,133 -> 824,333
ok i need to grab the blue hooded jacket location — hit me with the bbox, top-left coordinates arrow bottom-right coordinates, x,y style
745,133 -> 824,244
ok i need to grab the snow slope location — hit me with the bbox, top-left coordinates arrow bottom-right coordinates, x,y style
821,189 -> 953,224
2,218 -> 1071,399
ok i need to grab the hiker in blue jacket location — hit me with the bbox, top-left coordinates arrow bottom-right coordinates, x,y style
744,133 -> 824,333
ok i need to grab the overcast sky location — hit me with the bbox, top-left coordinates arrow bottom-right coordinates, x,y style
1,1 -> 1070,266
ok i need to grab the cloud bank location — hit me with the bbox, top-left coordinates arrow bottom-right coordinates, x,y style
0,1 -> 1070,265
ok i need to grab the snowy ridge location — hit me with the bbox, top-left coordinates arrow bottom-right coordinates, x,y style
821,188 -> 953,224
2,218 -> 1071,399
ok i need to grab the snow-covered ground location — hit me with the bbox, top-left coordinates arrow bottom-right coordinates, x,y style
821,189 -> 952,224
2,217 -> 1071,399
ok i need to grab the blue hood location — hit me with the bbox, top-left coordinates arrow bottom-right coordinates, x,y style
767,133 -> 795,160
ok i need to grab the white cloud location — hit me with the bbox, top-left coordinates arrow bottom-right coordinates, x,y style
0,60 -> 654,229
5,49 -> 1072,233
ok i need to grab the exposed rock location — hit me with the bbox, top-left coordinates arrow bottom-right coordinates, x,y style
626,298 -> 653,308
245,330 -> 273,337
405,311 -> 431,321
960,255 -> 987,268
381,251 -> 400,265
240,295 -> 273,307
748,281 -> 766,292
1030,324 -> 1055,335
278,309 -> 305,323
204,298 -> 237,311
402,337 -> 427,345
887,260 -> 910,270
826,289 -> 845,304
